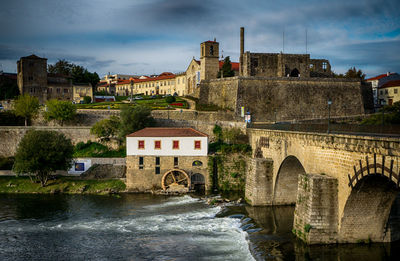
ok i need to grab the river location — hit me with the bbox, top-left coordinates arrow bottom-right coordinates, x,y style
0,194 -> 399,260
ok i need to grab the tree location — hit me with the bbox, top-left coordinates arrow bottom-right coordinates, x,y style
44,99 -> 77,126
217,56 -> 235,78
334,67 -> 365,81
13,94 -> 40,126
83,96 -> 92,104
13,130 -> 74,186
165,96 -> 176,103
0,74 -> 19,99
90,116 -> 120,143
47,59 -> 100,88
48,59 -> 73,76
119,105 -> 154,139
213,124 -> 223,142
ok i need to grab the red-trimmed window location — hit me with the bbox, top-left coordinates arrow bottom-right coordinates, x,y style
194,140 -> 201,149
173,140 -> 179,149
138,140 -> 145,149
154,140 -> 161,149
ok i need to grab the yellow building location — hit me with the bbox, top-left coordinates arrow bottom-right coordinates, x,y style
174,73 -> 186,96
185,59 -> 201,95
73,83 -> 93,103
378,80 -> 400,106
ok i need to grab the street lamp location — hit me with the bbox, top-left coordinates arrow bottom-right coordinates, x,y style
327,98 -> 332,134
381,99 -> 386,127
129,78 -> 134,104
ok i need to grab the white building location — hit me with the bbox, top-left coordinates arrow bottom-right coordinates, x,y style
127,127 -> 208,156
125,127 -> 209,192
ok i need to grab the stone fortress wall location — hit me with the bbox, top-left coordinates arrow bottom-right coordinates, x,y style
198,77 -> 371,122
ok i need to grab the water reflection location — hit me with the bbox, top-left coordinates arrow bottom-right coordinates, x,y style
233,204 -> 400,261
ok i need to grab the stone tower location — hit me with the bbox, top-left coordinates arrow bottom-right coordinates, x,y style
200,40 -> 219,81
17,54 -> 48,104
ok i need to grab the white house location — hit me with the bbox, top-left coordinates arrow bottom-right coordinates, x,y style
125,127 -> 209,192
126,127 -> 208,156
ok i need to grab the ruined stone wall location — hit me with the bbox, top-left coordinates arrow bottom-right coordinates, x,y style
200,77 -> 367,122
0,126 -> 95,157
126,155 -> 209,192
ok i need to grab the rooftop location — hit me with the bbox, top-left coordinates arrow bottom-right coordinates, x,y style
127,127 -> 208,137
380,80 -> 400,88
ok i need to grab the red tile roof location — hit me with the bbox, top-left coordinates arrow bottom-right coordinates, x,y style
380,80 -> 400,88
127,127 -> 208,137
219,61 -> 240,71
366,73 -> 393,81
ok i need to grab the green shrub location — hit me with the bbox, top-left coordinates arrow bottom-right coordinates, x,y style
165,96 -> 176,103
0,157 -> 15,170
83,96 -> 92,104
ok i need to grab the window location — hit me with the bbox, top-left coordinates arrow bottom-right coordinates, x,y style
139,157 -> 144,170
155,157 -> 160,174
48,88 -> 52,93
173,140 -> 179,149
174,157 -> 178,167
194,140 -> 201,149
385,90 -> 388,94
395,89 -> 398,94
154,140 -> 161,149
322,62 -> 327,71
210,45 -> 214,56
138,140 -> 145,149
57,88 -> 60,93
64,88 -> 68,93
380,90 -> 383,95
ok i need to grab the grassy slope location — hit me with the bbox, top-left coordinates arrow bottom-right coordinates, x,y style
0,176 -> 126,194
75,97 -> 188,110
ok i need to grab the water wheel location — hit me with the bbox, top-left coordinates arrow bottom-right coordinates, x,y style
161,169 -> 191,192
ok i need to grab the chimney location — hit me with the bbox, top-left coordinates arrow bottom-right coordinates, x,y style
240,27 -> 245,76
387,72 -> 390,76
240,27 -> 244,56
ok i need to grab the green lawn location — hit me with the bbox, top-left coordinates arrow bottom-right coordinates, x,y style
75,97 -> 188,110
0,176 -> 126,194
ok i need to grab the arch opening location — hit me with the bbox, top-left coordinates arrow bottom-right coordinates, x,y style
191,173 -> 205,192
339,175 -> 400,243
273,156 -> 305,205
290,68 -> 300,77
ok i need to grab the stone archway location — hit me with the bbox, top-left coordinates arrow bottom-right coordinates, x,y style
161,169 -> 191,193
290,68 -> 300,77
191,173 -> 205,192
273,156 -> 305,205
339,175 -> 400,243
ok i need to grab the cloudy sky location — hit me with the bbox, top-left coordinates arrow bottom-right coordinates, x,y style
0,0 -> 399,78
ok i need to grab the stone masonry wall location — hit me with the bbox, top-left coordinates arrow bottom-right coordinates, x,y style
245,158 -> 274,205
199,77 -> 367,122
0,126 -> 95,157
126,155 -> 209,192
293,173 -> 338,244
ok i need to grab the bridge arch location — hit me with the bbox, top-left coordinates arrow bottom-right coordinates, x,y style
339,175 -> 400,243
273,155 -> 306,205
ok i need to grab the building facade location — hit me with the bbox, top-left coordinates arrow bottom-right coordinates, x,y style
366,72 -> 400,108
126,128 -> 210,192
378,80 -> 400,106
72,83 -> 93,103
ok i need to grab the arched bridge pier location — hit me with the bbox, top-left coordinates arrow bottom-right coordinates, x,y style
246,129 -> 400,244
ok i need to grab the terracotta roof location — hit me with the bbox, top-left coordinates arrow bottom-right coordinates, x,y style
366,73 -> 395,81
380,80 -> 400,88
132,73 -> 176,83
127,127 -> 208,137
219,61 -> 240,71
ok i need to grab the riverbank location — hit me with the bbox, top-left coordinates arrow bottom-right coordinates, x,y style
0,176 -> 126,194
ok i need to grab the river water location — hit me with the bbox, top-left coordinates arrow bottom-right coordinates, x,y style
0,194 -> 399,261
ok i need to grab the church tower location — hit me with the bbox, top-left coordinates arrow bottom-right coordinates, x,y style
200,40 -> 219,81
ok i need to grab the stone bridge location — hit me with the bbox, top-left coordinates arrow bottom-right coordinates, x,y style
245,128 -> 400,244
